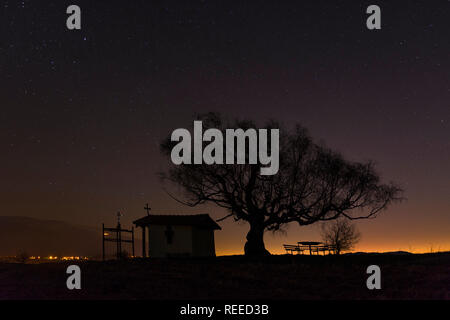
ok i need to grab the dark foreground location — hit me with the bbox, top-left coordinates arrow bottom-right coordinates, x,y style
0,252 -> 449,300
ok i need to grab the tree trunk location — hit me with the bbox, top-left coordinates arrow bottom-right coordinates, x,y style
244,220 -> 270,257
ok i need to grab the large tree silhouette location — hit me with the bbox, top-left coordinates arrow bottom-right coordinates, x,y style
160,113 -> 402,257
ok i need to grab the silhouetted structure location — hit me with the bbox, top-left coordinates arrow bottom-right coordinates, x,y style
282,242 -> 336,255
102,212 -> 135,260
133,214 -> 221,258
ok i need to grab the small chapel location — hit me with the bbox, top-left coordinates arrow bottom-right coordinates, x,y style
133,209 -> 221,258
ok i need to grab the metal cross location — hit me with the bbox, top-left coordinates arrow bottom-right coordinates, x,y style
144,203 -> 151,216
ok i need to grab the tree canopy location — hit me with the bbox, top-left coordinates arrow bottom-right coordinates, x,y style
160,113 -> 403,256
321,219 -> 361,255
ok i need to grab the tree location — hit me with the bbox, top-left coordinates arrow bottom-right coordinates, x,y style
321,219 -> 361,255
160,113 -> 402,257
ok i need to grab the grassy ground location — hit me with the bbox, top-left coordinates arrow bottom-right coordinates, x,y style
0,252 -> 449,300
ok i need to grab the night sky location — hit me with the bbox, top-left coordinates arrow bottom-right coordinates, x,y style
1,1 -> 449,254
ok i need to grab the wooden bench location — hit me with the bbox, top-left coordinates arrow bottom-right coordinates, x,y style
283,244 -> 305,255
284,243 -> 336,255
283,244 -> 298,254
318,245 -> 336,255
298,245 -> 310,252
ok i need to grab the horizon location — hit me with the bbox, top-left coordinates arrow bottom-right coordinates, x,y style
0,214 -> 448,256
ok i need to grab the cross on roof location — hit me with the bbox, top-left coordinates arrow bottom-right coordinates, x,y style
144,203 -> 151,216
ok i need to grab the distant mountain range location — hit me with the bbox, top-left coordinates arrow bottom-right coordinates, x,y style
0,216 -> 102,257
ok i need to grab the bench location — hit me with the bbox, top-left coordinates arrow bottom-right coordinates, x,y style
283,244 -> 305,255
284,243 -> 336,255
318,245 -> 336,255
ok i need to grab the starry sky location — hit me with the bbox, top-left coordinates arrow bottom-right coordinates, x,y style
1,0 -> 449,254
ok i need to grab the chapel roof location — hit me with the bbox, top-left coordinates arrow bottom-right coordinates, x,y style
133,214 -> 221,230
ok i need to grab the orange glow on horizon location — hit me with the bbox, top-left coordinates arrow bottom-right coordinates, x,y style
215,243 -> 450,256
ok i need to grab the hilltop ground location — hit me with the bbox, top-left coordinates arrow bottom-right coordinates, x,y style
0,252 -> 449,299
